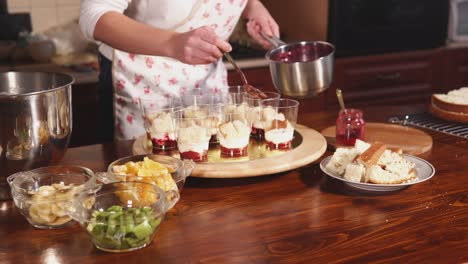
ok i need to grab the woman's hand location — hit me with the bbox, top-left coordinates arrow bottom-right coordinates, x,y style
243,0 -> 280,49
170,26 -> 232,65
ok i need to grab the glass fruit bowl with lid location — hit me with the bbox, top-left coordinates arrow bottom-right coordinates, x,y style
97,154 -> 195,194
7,165 -> 95,229
68,181 -> 178,253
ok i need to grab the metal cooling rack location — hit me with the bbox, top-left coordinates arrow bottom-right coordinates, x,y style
388,112 -> 468,139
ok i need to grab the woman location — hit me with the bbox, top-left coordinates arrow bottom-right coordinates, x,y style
80,0 -> 279,141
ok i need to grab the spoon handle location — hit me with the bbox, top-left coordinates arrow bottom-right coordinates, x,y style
336,89 -> 346,111
224,52 -> 249,85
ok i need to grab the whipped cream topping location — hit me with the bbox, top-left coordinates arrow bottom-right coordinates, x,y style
148,112 -> 176,138
177,124 -> 210,153
265,127 -> 294,144
178,141 -> 209,153
219,120 -> 251,148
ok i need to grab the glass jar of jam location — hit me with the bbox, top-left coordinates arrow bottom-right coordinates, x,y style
335,109 -> 365,146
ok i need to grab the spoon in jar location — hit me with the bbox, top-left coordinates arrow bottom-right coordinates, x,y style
224,52 -> 268,99
336,89 -> 346,112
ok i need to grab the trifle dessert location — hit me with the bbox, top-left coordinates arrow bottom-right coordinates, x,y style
243,92 -> 281,139
218,119 -> 251,158
177,118 -> 211,162
139,95 -> 181,153
145,111 -> 178,150
261,99 -> 299,151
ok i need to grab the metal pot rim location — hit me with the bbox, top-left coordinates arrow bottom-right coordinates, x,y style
265,41 -> 336,64
0,71 -> 75,98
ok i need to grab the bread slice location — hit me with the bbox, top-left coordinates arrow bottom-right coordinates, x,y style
355,139 -> 371,155
325,147 -> 358,176
356,142 -> 387,168
367,165 -> 417,184
343,163 -> 365,183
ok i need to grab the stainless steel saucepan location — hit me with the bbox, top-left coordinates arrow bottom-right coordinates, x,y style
262,33 -> 335,98
0,71 -> 74,200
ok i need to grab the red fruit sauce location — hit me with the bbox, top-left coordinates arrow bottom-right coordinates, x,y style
250,127 -> 265,139
180,151 -> 208,162
151,135 -> 177,150
220,145 -> 248,158
266,140 -> 292,150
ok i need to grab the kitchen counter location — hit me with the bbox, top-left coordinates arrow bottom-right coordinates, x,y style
1,104 -> 467,263
0,62 -> 99,84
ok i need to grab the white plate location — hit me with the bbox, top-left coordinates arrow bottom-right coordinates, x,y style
319,155 -> 435,192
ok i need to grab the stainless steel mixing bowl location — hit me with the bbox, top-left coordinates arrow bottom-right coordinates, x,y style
263,34 -> 335,99
0,71 -> 74,200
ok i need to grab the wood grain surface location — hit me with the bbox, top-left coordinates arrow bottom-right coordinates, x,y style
133,124 -> 327,178
321,122 -> 433,155
1,104 -> 467,263
429,102 -> 468,124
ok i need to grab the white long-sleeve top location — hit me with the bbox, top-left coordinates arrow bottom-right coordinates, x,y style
79,0 -> 197,59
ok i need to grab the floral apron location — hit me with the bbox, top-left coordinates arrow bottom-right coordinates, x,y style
112,0 -> 247,140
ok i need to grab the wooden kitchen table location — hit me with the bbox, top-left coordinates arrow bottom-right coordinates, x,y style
1,105 -> 467,263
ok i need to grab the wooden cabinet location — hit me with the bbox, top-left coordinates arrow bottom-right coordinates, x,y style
441,47 -> 468,93
325,49 -> 443,109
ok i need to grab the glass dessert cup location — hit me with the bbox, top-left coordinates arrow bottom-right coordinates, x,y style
139,95 -> 182,152
176,117 -> 211,162
335,108 -> 365,146
227,85 -> 246,104
260,98 -> 299,151
243,91 -> 281,140
7,165 -> 95,229
102,154 -> 195,194
68,182 -> 178,253
218,106 -> 252,158
182,104 -> 210,118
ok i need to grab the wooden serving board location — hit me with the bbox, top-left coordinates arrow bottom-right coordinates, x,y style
321,122 -> 432,155
133,124 -> 327,178
429,103 -> 468,124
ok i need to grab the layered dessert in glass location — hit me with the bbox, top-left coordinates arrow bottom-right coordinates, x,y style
243,92 -> 281,140
177,118 -> 211,162
218,104 -> 252,157
261,99 -> 299,151
140,95 -> 182,153
146,111 -> 178,150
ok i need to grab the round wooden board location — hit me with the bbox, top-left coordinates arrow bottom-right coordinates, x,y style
133,124 -> 327,178
429,103 -> 468,124
321,122 -> 433,155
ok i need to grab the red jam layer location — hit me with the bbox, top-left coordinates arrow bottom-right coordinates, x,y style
151,137 -> 177,150
180,150 -> 208,162
250,127 -> 265,139
266,140 -> 292,150
220,145 -> 248,158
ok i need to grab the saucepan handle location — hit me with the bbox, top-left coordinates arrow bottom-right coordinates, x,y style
260,32 -> 286,48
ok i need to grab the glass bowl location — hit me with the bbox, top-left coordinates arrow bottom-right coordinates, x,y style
101,154 -> 195,193
69,182 -> 178,253
7,165 -> 95,229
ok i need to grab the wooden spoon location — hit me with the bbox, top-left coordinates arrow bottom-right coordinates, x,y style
224,52 -> 268,99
